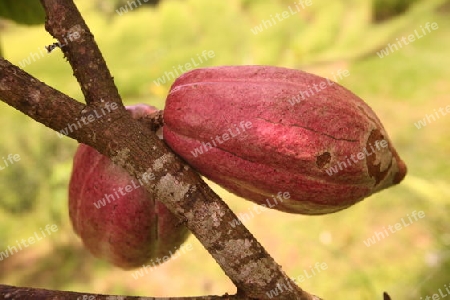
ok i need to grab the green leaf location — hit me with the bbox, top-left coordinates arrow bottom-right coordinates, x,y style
0,0 -> 45,25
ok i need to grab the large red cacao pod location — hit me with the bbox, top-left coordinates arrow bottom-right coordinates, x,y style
162,66 -> 407,215
69,105 -> 190,269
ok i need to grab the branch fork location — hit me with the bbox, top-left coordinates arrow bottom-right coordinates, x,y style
0,1 -> 321,299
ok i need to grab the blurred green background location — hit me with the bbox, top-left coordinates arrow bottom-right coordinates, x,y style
0,0 -> 449,299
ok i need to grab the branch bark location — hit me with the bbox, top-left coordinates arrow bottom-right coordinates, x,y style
0,1 -> 321,299
0,284 -> 252,300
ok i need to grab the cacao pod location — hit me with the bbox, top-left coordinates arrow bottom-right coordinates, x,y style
162,66 -> 407,215
69,105 -> 190,269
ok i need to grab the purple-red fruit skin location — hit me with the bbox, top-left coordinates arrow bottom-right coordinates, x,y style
163,66 -> 407,215
69,105 -> 190,269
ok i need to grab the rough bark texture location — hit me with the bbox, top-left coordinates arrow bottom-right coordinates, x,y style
0,0 -> 320,299
0,284 -> 252,300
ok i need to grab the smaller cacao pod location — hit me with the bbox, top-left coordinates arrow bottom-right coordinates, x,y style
69,105 -> 190,269
163,66 -> 407,215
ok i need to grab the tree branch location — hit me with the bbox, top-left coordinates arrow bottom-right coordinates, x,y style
0,284 -> 249,300
0,1 -> 321,299
40,0 -> 121,107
